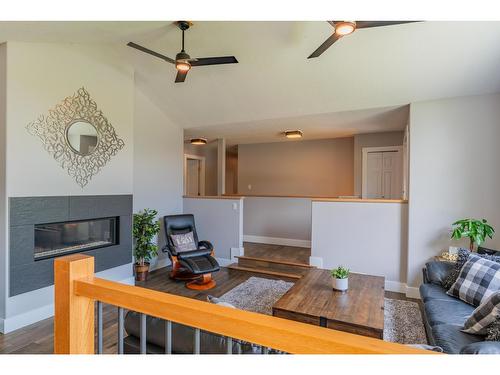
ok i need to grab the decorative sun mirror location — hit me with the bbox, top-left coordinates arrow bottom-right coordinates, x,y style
26,87 -> 125,188
65,120 -> 99,155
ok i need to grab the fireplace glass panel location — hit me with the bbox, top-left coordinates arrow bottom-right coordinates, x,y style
34,217 -> 118,260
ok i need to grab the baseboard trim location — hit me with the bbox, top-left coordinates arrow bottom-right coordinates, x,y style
150,257 -> 171,271
0,275 -> 135,334
309,256 -> 323,268
216,257 -> 233,267
385,281 -> 407,294
405,286 -> 421,299
243,235 -> 311,248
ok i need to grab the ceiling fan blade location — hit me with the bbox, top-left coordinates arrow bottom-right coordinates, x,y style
127,42 -> 175,64
307,33 -> 342,59
190,56 -> 238,66
355,21 -> 418,29
175,70 -> 188,83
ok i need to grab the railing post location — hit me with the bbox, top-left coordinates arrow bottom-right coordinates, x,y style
54,254 -> 95,354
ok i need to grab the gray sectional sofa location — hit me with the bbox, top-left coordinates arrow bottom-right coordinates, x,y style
421,260 -> 500,354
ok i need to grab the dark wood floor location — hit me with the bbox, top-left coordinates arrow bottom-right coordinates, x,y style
0,265 -> 418,354
243,242 -> 310,264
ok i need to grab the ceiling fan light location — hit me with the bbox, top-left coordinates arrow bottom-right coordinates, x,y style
176,60 -> 191,72
190,138 -> 207,145
335,21 -> 356,36
284,130 -> 303,139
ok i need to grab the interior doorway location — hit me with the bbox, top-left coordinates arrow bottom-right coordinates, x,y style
184,154 -> 206,196
361,146 -> 403,199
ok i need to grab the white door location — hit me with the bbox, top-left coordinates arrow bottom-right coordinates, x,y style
186,159 -> 201,196
364,150 -> 402,199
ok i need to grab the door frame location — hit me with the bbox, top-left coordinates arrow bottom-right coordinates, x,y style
361,146 -> 403,199
184,154 -> 206,196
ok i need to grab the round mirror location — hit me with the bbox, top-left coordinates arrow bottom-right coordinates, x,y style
66,120 -> 99,155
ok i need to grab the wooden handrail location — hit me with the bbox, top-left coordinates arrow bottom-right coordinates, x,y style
55,254 -> 431,354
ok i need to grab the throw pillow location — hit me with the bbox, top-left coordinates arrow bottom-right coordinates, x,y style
170,231 -> 197,252
463,291 -> 500,334
486,317 -> 500,341
447,254 -> 500,306
443,249 -> 500,290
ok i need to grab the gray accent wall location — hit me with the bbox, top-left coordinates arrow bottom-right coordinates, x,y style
9,195 -> 132,296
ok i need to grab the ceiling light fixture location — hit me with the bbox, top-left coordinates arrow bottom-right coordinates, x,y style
175,51 -> 192,72
335,21 -> 356,36
190,138 -> 207,145
284,130 -> 303,139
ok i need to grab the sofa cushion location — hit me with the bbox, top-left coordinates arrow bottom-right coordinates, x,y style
460,340 -> 500,354
425,261 -> 455,286
447,254 -> 500,306
486,318 -> 500,341
432,324 -> 483,354
420,283 -> 457,303
463,291 -> 500,334
424,299 -> 475,327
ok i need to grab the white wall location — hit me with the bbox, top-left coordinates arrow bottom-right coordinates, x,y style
243,197 -> 311,247
183,197 -> 243,263
237,138 -> 354,197
407,93 -> 500,287
133,84 -> 184,270
6,42 -> 134,197
311,201 -> 408,293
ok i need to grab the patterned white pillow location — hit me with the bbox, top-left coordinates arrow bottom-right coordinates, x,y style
170,231 -> 197,252
463,291 -> 500,334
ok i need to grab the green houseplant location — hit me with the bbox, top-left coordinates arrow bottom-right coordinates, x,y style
331,266 -> 350,292
451,218 -> 495,251
133,208 -> 160,281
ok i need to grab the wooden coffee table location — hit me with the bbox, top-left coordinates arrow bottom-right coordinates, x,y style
272,269 -> 385,339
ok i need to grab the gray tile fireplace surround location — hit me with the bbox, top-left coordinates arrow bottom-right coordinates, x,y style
9,195 -> 133,296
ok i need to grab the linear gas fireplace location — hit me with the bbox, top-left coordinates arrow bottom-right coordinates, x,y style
34,217 -> 118,260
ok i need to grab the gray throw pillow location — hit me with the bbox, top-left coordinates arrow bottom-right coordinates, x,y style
486,317 -> 500,341
463,291 -> 500,334
447,254 -> 500,306
170,231 -> 197,252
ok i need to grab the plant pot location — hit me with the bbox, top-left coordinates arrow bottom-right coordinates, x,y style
333,277 -> 348,292
134,262 -> 150,282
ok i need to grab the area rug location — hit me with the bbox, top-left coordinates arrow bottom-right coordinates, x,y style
219,276 -> 427,345
218,276 -> 294,315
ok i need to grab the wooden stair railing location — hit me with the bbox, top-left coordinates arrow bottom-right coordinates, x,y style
54,254 -> 432,354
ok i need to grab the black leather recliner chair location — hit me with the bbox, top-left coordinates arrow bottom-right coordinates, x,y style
162,214 -> 220,290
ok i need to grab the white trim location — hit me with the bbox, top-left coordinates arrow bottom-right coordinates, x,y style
406,286 -> 421,299
230,247 -> 244,262
0,275 -> 134,334
309,256 -> 323,268
243,235 -> 311,248
385,280 -> 407,294
216,257 -> 233,267
150,257 -> 171,271
361,145 -> 403,199
183,153 -> 205,196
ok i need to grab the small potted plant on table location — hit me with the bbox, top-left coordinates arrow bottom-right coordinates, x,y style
133,208 -> 160,281
331,266 -> 350,292
451,218 -> 495,251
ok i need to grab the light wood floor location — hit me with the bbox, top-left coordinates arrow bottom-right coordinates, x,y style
243,242 -> 310,264
0,265 -> 417,354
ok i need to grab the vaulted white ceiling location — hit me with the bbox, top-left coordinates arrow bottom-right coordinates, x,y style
1,21 -> 500,132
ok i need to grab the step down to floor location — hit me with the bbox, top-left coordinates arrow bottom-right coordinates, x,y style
227,264 -> 302,280
235,255 -> 313,276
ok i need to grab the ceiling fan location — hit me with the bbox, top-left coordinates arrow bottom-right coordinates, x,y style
127,21 -> 238,83
308,21 -> 418,59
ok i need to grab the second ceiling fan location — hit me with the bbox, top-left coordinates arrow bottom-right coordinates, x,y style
308,21 -> 418,59
128,21 -> 238,83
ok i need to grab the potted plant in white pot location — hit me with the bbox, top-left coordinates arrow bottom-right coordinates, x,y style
133,208 -> 160,281
331,266 -> 350,292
